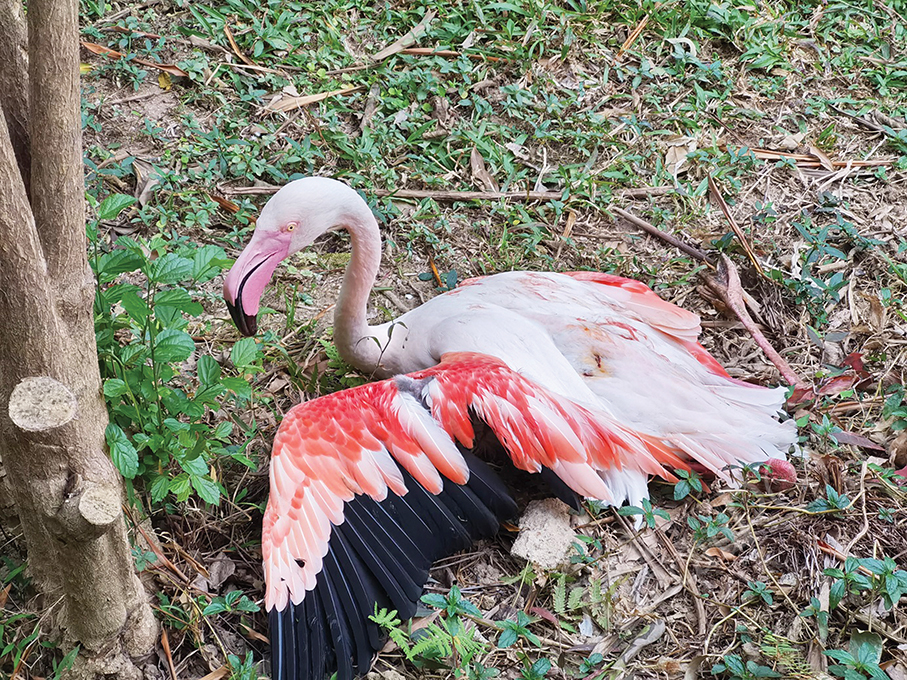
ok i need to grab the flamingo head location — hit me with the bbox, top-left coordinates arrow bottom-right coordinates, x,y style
223,177 -> 364,335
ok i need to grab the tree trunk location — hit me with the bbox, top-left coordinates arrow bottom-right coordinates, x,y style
0,0 -> 29,188
0,0 -> 157,676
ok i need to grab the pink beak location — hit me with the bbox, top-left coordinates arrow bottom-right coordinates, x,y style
223,232 -> 289,336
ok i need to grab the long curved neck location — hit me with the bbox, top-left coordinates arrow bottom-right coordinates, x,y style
333,210 -> 386,372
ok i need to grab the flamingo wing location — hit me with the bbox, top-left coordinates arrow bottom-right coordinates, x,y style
264,352 -> 693,680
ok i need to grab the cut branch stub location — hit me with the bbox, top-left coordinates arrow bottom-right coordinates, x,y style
8,376 -> 77,432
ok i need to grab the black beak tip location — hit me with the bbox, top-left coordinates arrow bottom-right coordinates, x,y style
225,298 -> 257,336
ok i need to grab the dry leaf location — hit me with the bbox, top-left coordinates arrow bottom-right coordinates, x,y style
265,86 -> 363,113
779,131 -> 806,149
371,10 -> 436,62
664,137 -> 696,177
470,147 -> 499,192
80,62 -> 93,74
704,546 -> 737,562
809,144 -> 834,171
158,71 -> 172,91
81,42 -> 189,77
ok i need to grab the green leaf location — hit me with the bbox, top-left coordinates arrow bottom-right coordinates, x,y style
193,245 -> 229,282
212,421 -> 233,439
155,288 -> 204,316
421,594 -> 448,609
149,474 -> 170,503
197,355 -> 222,386
154,329 -> 195,363
97,250 -> 144,282
170,474 -> 192,502
497,627 -> 518,648
191,474 -> 221,505
222,377 -> 251,401
150,253 -> 193,284
180,455 -> 208,476
119,290 -> 151,324
231,337 -> 259,368
97,193 -> 137,221
202,601 -> 227,616
829,579 -> 845,610
103,379 -> 129,398
105,424 -> 138,479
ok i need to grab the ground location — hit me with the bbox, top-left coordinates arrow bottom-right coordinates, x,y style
3,0 -> 907,678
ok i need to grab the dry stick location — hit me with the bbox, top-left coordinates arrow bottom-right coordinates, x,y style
707,174 -> 765,277
610,205 -> 712,263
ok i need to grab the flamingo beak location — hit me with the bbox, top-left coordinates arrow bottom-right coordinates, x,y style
223,234 -> 288,336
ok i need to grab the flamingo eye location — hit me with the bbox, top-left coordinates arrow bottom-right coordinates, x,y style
286,222 -> 297,232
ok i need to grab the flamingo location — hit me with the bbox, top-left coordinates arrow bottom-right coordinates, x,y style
222,177 -> 796,680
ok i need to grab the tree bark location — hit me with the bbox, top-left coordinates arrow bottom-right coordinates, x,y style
0,0 -> 29,189
0,0 -> 157,674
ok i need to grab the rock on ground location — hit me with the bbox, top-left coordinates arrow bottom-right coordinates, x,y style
510,498 -> 577,570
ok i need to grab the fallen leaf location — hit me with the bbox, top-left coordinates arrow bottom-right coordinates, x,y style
371,10 -> 437,62
809,144 -> 834,171
81,42 -> 188,77
779,131 -> 806,149
704,547 -> 737,562
197,665 -> 230,680
529,606 -> 560,627
890,432 -> 907,468
834,431 -> 885,451
80,62 -> 93,74
158,71 -> 172,91
265,86 -> 364,113
816,373 -> 858,397
664,138 -> 696,177
684,656 -> 706,680
224,24 -> 256,66
470,147 -> 499,193
207,552 -> 236,590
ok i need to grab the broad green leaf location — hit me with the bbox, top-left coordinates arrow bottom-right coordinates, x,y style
120,290 -> 151,324
212,421 -> 233,439
150,474 -> 170,503
97,193 -> 137,221
197,355 -> 221,386
170,473 -> 192,501
155,288 -> 204,316
103,379 -> 129,398
191,474 -> 221,505
497,627 -> 518,649
154,329 -> 195,363
221,377 -> 251,401
203,601 -> 227,616
150,253 -> 193,284
105,424 -> 138,479
231,337 -> 259,368
193,244 -> 229,282
179,455 -> 208,476
97,250 -> 144,282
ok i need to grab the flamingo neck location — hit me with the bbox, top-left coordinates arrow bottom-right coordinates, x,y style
333,212 -> 385,372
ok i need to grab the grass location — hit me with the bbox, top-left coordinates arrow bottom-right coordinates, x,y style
3,0 -> 907,677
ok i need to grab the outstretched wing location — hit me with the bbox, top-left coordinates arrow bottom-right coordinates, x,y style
264,352 -> 690,680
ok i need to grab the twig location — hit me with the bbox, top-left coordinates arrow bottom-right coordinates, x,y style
161,628 -> 179,680
219,185 -> 672,201
843,462 -> 870,557
707,175 -> 765,277
398,47 -> 507,62
610,206 -> 712,264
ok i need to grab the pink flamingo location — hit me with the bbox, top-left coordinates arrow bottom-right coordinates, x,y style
223,177 -> 795,680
